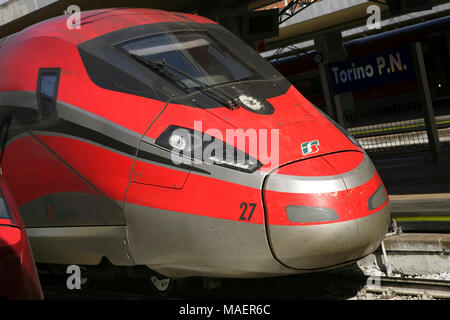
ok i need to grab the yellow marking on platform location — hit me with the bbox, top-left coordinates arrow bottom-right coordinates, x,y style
349,120 -> 450,136
389,194 -> 450,200
394,216 -> 450,222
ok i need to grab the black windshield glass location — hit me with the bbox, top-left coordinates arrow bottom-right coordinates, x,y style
78,21 -> 290,107
120,31 -> 256,88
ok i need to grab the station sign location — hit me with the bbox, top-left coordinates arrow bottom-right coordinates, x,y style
328,45 -> 415,94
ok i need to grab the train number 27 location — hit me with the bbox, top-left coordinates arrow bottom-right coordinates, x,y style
239,202 -> 256,221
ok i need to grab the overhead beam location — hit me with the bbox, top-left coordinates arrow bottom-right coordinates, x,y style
265,0 -> 450,53
264,0 -> 450,60
279,0 -> 317,25
248,0 -> 281,10
265,0 -> 390,51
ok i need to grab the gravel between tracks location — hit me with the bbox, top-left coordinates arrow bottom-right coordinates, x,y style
322,263 -> 450,300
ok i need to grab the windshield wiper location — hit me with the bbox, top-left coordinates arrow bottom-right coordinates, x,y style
130,53 -> 190,90
130,53 -> 239,111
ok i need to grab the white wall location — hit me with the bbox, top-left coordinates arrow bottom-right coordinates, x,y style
0,0 -> 57,26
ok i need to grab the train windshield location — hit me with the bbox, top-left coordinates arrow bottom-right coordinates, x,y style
120,31 -> 257,88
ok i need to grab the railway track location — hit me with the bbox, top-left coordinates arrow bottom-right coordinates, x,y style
40,273 -> 450,300
293,273 -> 450,300
362,276 -> 450,299
42,285 -> 159,300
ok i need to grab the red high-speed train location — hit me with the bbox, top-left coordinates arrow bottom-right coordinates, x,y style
0,8 -> 390,294
0,171 -> 43,300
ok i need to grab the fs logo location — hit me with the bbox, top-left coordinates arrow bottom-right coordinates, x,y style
301,140 -> 320,156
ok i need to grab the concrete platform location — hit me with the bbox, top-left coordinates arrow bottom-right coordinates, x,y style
371,143 -> 450,195
389,194 -> 450,232
383,233 -> 450,253
358,233 -> 450,276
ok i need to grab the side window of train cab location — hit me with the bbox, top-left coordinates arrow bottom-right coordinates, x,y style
0,197 -> 11,220
0,187 -> 12,222
37,68 -> 61,117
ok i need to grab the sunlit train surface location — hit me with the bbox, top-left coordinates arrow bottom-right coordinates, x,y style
0,8 -> 390,291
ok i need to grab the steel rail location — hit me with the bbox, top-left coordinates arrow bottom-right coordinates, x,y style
41,274 -> 450,300
364,276 -> 450,299
41,285 -> 165,300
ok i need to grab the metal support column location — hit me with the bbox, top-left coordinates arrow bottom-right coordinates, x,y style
314,31 -> 355,122
317,62 -> 336,119
411,42 -> 442,162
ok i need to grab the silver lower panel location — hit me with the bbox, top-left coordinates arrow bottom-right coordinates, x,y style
268,205 -> 391,270
123,203 -> 291,278
27,204 -> 390,279
124,203 -> 390,278
26,226 -> 133,266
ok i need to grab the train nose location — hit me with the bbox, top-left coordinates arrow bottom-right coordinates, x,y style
263,151 -> 391,270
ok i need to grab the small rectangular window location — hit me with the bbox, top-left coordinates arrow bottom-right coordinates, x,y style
37,68 -> 61,117
0,197 -> 11,220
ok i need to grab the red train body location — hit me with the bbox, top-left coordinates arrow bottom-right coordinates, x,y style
0,8 -> 390,286
0,173 -> 43,300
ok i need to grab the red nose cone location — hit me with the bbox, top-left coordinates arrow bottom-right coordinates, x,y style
263,151 -> 390,270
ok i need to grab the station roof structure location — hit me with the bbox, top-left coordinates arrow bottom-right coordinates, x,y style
1,0 -> 450,57
265,0 -> 388,50
261,0 -> 450,60
0,0 -> 249,36
0,0 -> 384,38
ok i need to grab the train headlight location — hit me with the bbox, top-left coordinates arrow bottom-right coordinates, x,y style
155,125 -> 262,173
168,134 -> 187,151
